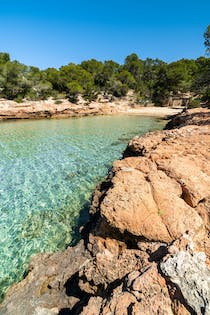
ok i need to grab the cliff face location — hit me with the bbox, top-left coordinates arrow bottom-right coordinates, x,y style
0,109 -> 210,315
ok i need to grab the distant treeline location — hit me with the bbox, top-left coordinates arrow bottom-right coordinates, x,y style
0,52 -> 209,105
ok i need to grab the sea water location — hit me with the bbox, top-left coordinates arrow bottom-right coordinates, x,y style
0,115 -> 165,299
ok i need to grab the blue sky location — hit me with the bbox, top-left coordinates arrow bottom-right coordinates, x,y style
0,0 -> 209,69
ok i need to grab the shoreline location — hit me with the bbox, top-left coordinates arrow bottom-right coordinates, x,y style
1,108 -> 209,314
0,98 -> 182,120
116,106 -> 182,117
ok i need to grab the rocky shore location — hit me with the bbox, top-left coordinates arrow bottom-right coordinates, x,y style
0,98 -> 181,120
0,108 -> 210,315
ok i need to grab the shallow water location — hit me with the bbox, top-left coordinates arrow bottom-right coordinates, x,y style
0,115 -> 165,299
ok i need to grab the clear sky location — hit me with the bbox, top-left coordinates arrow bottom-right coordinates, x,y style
0,0 -> 209,69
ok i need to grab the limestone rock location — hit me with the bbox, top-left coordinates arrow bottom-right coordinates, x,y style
161,250 -> 210,315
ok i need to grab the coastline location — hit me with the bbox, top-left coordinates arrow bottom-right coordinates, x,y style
116,106 -> 182,117
0,98 -> 182,120
0,108 -> 209,315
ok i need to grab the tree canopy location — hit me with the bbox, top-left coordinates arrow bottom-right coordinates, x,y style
204,25 -> 210,56
0,29 -> 209,106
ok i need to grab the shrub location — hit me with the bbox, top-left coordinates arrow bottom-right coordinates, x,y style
54,100 -> 63,104
188,99 -> 201,108
66,81 -> 83,103
14,95 -> 23,103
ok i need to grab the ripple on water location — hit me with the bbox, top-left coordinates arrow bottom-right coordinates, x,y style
0,115 -> 165,300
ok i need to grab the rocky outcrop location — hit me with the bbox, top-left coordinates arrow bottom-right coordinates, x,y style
0,98 -> 182,120
0,99 -> 109,120
0,109 -> 209,315
165,108 -> 210,129
0,242 -> 91,314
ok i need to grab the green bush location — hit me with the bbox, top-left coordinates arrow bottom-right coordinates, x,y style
108,80 -> 128,97
54,100 -> 63,104
66,81 -> 83,103
14,95 -> 24,103
25,90 -> 40,101
188,99 -> 201,108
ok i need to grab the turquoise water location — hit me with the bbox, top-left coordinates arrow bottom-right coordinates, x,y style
0,115 -> 165,299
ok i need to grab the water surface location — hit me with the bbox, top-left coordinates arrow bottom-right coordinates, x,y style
0,115 -> 165,299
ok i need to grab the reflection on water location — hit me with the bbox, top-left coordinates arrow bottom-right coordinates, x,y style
0,115 -> 165,299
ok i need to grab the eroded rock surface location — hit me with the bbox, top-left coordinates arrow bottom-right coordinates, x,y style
164,108 -> 210,129
111,124 -> 210,245
161,250 -> 210,315
0,109 -> 210,315
0,241 -> 91,315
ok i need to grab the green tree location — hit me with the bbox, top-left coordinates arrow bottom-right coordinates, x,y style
45,67 -> 64,92
59,63 -> 96,102
0,61 -> 29,100
139,58 -> 165,99
116,70 -> 136,88
124,53 -> 143,81
66,81 -> 83,103
167,59 -> 197,92
80,59 -> 103,75
192,57 -> 210,105
107,79 -> 128,97
204,25 -> 210,56
24,66 -> 53,100
94,60 -> 120,89
152,64 -> 170,105
0,49 -> 208,105
0,53 -> 10,64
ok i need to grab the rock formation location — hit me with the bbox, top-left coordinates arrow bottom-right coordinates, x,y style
0,108 -> 209,315
0,98 -> 181,120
